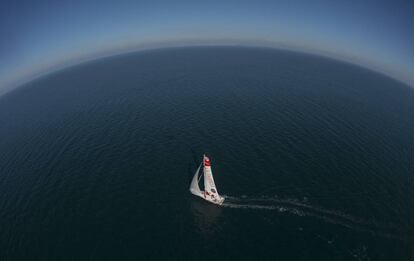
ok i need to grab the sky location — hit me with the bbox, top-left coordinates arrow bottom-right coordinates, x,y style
1,0 -> 413,95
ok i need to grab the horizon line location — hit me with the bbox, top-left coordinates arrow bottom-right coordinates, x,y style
1,41 -> 412,97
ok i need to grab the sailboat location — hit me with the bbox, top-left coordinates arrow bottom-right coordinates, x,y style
189,155 -> 225,205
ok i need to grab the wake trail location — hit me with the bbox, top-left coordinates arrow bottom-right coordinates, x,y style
222,195 -> 412,242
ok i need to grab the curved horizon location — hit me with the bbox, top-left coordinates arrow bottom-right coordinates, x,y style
1,0 -> 413,95
3,42 -> 413,97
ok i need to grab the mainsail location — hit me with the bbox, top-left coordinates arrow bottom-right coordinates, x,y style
203,155 -> 220,201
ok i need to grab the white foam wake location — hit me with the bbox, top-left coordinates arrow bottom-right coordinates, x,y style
221,195 -> 410,241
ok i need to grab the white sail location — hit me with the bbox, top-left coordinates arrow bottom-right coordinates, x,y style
203,155 -> 222,202
189,163 -> 203,198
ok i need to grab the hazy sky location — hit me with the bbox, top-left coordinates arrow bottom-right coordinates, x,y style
1,0 -> 413,94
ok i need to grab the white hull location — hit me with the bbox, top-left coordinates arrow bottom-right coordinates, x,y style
190,189 -> 225,205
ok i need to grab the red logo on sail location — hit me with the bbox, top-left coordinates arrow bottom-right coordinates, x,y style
204,157 -> 211,167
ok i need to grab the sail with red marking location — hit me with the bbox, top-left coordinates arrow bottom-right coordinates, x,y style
189,154 -> 225,205
203,155 -> 220,200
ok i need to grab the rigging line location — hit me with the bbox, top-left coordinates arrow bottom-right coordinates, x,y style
197,162 -> 203,182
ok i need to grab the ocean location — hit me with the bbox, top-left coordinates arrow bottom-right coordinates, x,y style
0,47 -> 413,260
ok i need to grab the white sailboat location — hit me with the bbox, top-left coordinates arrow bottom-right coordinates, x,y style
189,155 -> 225,205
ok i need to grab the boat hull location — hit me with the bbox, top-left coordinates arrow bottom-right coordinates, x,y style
190,190 -> 225,206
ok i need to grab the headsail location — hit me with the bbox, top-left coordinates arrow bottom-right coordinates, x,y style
189,163 -> 203,197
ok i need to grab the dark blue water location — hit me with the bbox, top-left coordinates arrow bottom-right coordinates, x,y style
1,47 -> 413,260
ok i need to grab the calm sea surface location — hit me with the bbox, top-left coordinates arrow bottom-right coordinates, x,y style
1,47 -> 413,260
